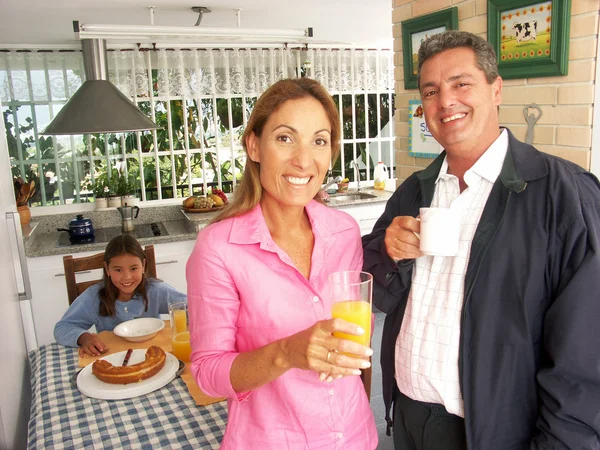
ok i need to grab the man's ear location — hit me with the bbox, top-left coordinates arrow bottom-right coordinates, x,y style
492,75 -> 503,106
246,132 -> 260,163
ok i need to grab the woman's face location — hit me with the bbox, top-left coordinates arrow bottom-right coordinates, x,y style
105,253 -> 145,301
246,97 -> 332,209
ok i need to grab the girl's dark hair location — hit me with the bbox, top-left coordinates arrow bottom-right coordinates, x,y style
99,234 -> 149,316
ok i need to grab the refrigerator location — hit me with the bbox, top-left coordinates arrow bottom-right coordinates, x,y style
0,98 -> 32,450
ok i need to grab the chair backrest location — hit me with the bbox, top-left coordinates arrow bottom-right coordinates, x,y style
63,244 -> 157,305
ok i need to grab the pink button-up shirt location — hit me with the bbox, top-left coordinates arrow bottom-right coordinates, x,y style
187,201 -> 377,449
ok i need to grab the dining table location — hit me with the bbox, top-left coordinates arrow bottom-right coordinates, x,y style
26,324 -> 228,449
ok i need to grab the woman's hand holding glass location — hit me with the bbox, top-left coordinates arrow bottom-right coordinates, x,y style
281,318 -> 372,382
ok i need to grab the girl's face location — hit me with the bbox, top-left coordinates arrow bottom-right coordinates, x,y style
105,253 -> 146,301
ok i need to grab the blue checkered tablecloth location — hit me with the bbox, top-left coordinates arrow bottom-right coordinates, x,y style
27,344 -> 227,449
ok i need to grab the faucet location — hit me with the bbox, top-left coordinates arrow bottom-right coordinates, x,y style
350,159 -> 361,192
322,175 -> 342,192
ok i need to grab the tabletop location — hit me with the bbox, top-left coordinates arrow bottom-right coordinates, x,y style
27,343 -> 227,449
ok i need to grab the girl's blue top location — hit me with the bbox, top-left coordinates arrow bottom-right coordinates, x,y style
54,279 -> 186,347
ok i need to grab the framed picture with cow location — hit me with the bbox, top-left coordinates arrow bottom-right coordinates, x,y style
401,7 -> 458,90
488,0 -> 571,79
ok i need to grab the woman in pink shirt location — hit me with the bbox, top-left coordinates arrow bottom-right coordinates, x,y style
186,78 -> 378,449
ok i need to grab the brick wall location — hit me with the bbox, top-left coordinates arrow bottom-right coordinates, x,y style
393,0 -> 600,183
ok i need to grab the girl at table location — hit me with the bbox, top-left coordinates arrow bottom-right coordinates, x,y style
54,234 -> 186,356
187,78 -> 377,449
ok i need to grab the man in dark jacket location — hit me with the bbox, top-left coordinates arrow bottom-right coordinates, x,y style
363,30 -> 600,450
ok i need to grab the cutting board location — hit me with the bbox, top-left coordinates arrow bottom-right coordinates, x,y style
79,320 -> 225,406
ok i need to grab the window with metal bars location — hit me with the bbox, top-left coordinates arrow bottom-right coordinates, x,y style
1,46 -> 395,207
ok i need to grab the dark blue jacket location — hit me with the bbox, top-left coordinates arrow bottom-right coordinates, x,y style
363,129 -> 600,449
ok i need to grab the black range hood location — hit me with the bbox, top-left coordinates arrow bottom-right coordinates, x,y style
41,39 -> 160,135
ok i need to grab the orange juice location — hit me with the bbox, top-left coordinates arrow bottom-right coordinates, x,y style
173,309 -> 187,334
332,300 -> 371,347
172,331 -> 191,362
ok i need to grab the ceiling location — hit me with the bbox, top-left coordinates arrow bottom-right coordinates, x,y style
0,0 -> 393,47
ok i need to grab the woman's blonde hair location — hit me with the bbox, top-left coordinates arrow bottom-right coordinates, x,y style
211,78 -> 340,224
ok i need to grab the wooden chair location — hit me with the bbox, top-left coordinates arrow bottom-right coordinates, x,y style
63,245 -> 157,305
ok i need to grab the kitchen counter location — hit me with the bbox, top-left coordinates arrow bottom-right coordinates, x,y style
24,189 -> 393,258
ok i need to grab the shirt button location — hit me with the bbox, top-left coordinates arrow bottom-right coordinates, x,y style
124,307 -> 128,312
337,432 -> 344,439
329,389 -> 334,396
312,296 -> 319,303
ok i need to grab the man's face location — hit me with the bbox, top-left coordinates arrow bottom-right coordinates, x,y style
419,47 -> 502,159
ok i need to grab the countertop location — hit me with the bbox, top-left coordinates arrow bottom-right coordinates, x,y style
24,189 -> 392,258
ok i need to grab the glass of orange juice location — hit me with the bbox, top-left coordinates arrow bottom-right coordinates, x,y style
169,302 -> 191,362
329,271 -> 373,354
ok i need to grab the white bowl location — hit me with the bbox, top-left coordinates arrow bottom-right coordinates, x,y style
113,318 -> 165,343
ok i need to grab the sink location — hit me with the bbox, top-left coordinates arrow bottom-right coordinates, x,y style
325,192 -> 378,205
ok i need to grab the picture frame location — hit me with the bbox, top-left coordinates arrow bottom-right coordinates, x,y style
408,100 -> 443,158
401,7 -> 458,90
488,0 -> 571,79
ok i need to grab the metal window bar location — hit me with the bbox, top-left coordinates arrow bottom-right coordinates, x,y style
1,48 -> 395,207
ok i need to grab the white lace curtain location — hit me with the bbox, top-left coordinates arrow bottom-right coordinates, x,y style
108,47 -> 393,99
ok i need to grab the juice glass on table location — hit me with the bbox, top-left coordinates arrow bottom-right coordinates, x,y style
169,301 -> 191,362
329,271 -> 373,354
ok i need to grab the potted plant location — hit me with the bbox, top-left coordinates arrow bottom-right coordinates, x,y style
92,177 -> 109,209
107,175 -> 121,208
118,172 -> 140,206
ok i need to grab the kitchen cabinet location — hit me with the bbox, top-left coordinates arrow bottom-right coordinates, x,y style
153,240 -> 196,294
27,250 -> 102,348
335,202 -> 386,236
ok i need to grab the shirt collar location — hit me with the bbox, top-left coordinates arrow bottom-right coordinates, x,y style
436,129 -> 508,185
228,200 -> 352,246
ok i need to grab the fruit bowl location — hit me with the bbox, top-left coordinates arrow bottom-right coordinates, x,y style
182,205 -> 225,213
113,318 -> 165,343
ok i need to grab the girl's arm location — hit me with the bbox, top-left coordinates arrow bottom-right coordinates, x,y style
53,288 -> 100,348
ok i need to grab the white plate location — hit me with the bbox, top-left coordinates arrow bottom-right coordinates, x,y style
77,349 -> 178,400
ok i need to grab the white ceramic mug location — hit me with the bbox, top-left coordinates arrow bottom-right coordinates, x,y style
418,207 -> 460,257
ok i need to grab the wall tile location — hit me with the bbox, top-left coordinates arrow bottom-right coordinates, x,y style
395,93 -> 420,108
393,4 -> 412,24
475,0 -> 487,15
502,86 -> 557,105
558,85 -> 595,104
400,165 -> 421,180
570,14 -> 599,39
537,146 -> 591,169
528,61 -> 594,84
458,14 -> 486,34
501,78 -> 527,86
569,38 -> 597,60
500,105 -> 593,126
509,125 -> 555,145
394,66 -> 404,81
557,127 -> 593,147
572,0 -> 600,16
412,0 -> 452,17
395,120 -> 409,137
457,1 -> 475,20
398,150 -> 416,166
